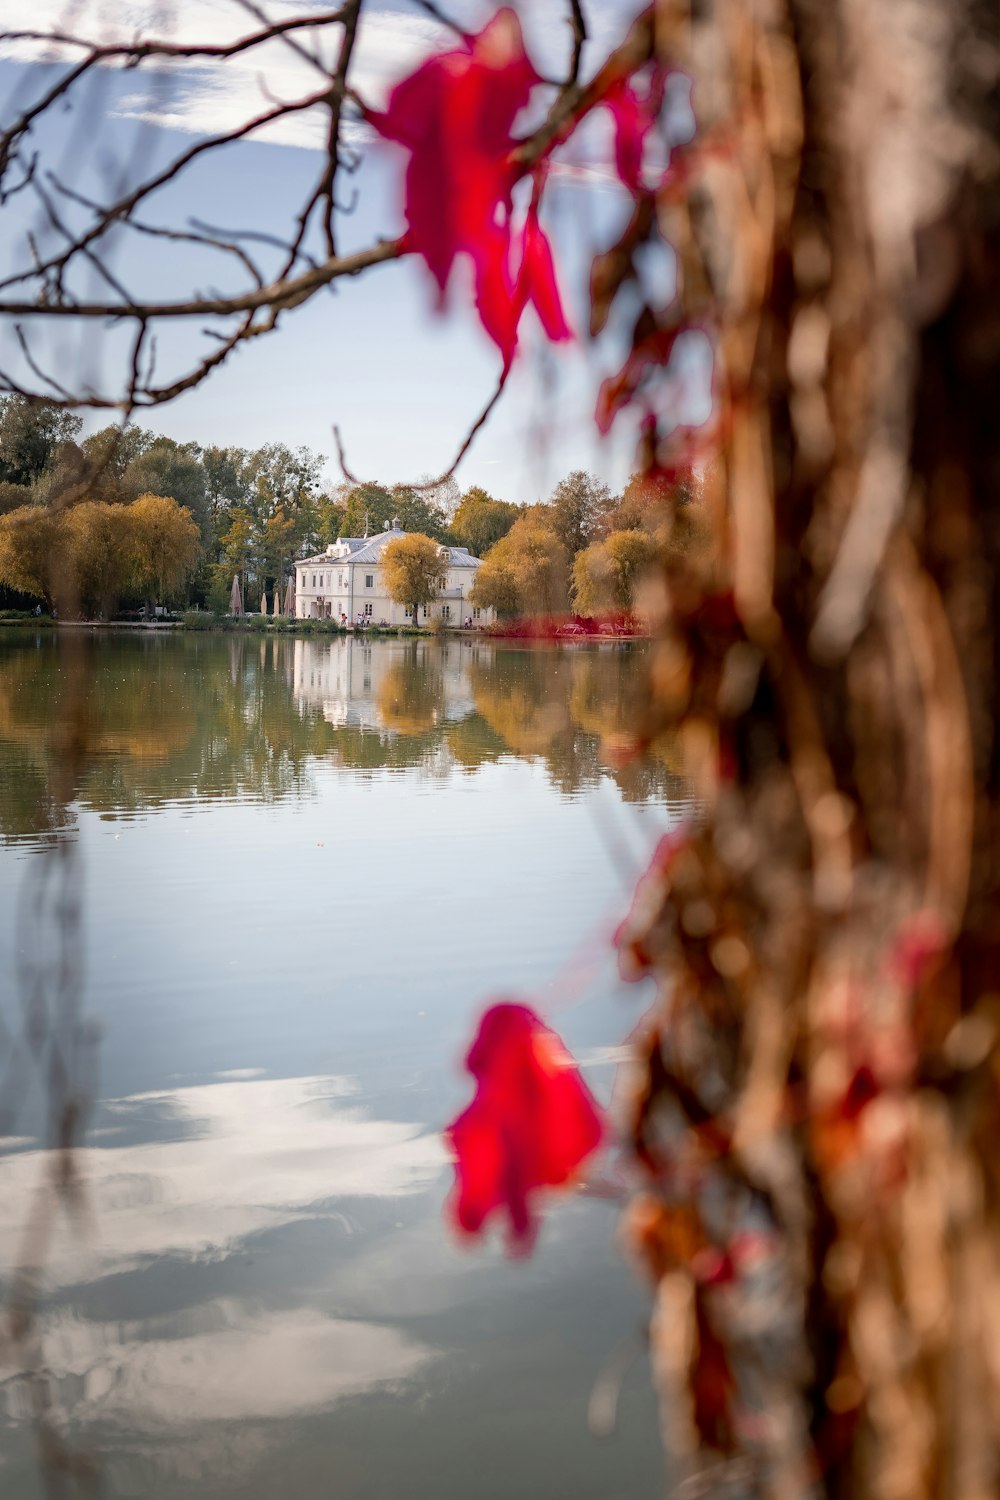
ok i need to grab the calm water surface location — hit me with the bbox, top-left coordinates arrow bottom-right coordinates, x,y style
0,631 -> 689,1499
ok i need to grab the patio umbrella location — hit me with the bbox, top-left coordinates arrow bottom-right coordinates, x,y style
284,575 -> 295,616
272,584 -> 281,616
229,574 -> 243,616
260,590 -> 268,615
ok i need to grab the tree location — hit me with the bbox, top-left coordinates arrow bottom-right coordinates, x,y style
339,482 -> 448,541
122,439 -> 209,537
388,484 -> 450,541
63,502 -> 136,618
572,530 -> 657,614
339,482 -> 394,538
3,4 -> 1000,1495
0,505 -> 60,607
128,493 -> 202,612
0,397 -> 81,487
600,469 -> 694,535
381,533 -> 444,625
450,487 -> 521,557
82,423 -> 155,484
470,514 -> 569,617
545,470 -> 612,558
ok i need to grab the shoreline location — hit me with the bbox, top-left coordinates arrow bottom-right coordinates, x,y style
0,616 -> 649,642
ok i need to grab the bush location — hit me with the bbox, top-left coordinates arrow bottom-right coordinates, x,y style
181,610 -> 224,631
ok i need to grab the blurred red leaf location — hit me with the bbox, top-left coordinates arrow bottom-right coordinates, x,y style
446,1002 -> 605,1253
369,9 -> 569,363
603,76 -> 660,191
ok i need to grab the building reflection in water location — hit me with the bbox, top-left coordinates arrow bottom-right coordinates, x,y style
292,637 -> 474,733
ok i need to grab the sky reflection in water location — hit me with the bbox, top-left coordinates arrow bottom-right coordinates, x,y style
0,632 -> 685,1499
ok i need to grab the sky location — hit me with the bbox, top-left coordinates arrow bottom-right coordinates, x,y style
0,1 -> 708,503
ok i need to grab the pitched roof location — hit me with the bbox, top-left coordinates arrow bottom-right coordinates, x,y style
298,530 -> 482,569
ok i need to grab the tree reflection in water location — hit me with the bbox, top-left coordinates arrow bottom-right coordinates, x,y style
0,632 -> 687,844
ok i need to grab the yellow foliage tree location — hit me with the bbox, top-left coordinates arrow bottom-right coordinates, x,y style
470,515 -> 569,617
381,532 -> 443,625
128,493 -> 201,610
63,502 -> 136,618
0,505 -> 60,606
571,529 -> 657,614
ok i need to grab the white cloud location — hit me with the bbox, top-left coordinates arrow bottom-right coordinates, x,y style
0,1071 -> 444,1289
20,1302 -> 435,1429
0,1 -> 648,160
0,2 -> 448,150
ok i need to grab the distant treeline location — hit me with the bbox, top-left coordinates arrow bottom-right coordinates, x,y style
0,395 -> 702,619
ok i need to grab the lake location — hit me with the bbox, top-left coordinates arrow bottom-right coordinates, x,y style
0,630 -> 689,1499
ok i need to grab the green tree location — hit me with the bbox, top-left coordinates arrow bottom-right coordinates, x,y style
572,529 -> 657,614
212,510 -> 259,611
388,484 -> 449,540
450,486 -> 520,556
339,481 -> 448,541
339,482 -> 394,537
381,533 -> 444,625
545,470 -> 612,557
0,396 -> 81,487
470,514 -> 569,617
82,423 -> 155,485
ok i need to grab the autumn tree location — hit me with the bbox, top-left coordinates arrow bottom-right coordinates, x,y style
598,469 -> 690,535
128,493 -> 202,613
450,487 -> 521,557
470,514 -> 569,617
63,503 -> 136,618
572,530 -> 656,615
3,3 -> 1000,1496
0,506 -> 61,608
381,533 -> 444,625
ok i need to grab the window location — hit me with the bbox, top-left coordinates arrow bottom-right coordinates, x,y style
404,606 -> 412,618
442,604 -> 451,620
364,602 -> 373,617
473,607 -> 482,620
311,574 -> 316,588
423,605 -> 430,619
365,574 -> 374,589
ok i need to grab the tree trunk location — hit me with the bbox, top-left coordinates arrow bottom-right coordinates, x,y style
622,2 -> 1000,1494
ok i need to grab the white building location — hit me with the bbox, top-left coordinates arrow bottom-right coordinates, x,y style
295,525 -> 493,627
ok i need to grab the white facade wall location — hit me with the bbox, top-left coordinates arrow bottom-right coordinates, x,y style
294,536 -> 492,627
292,637 -> 477,729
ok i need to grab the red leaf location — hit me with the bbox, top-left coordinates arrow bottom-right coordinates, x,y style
519,199 -> 572,343
446,1002 -> 605,1253
604,79 -> 648,191
369,10 -> 568,363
